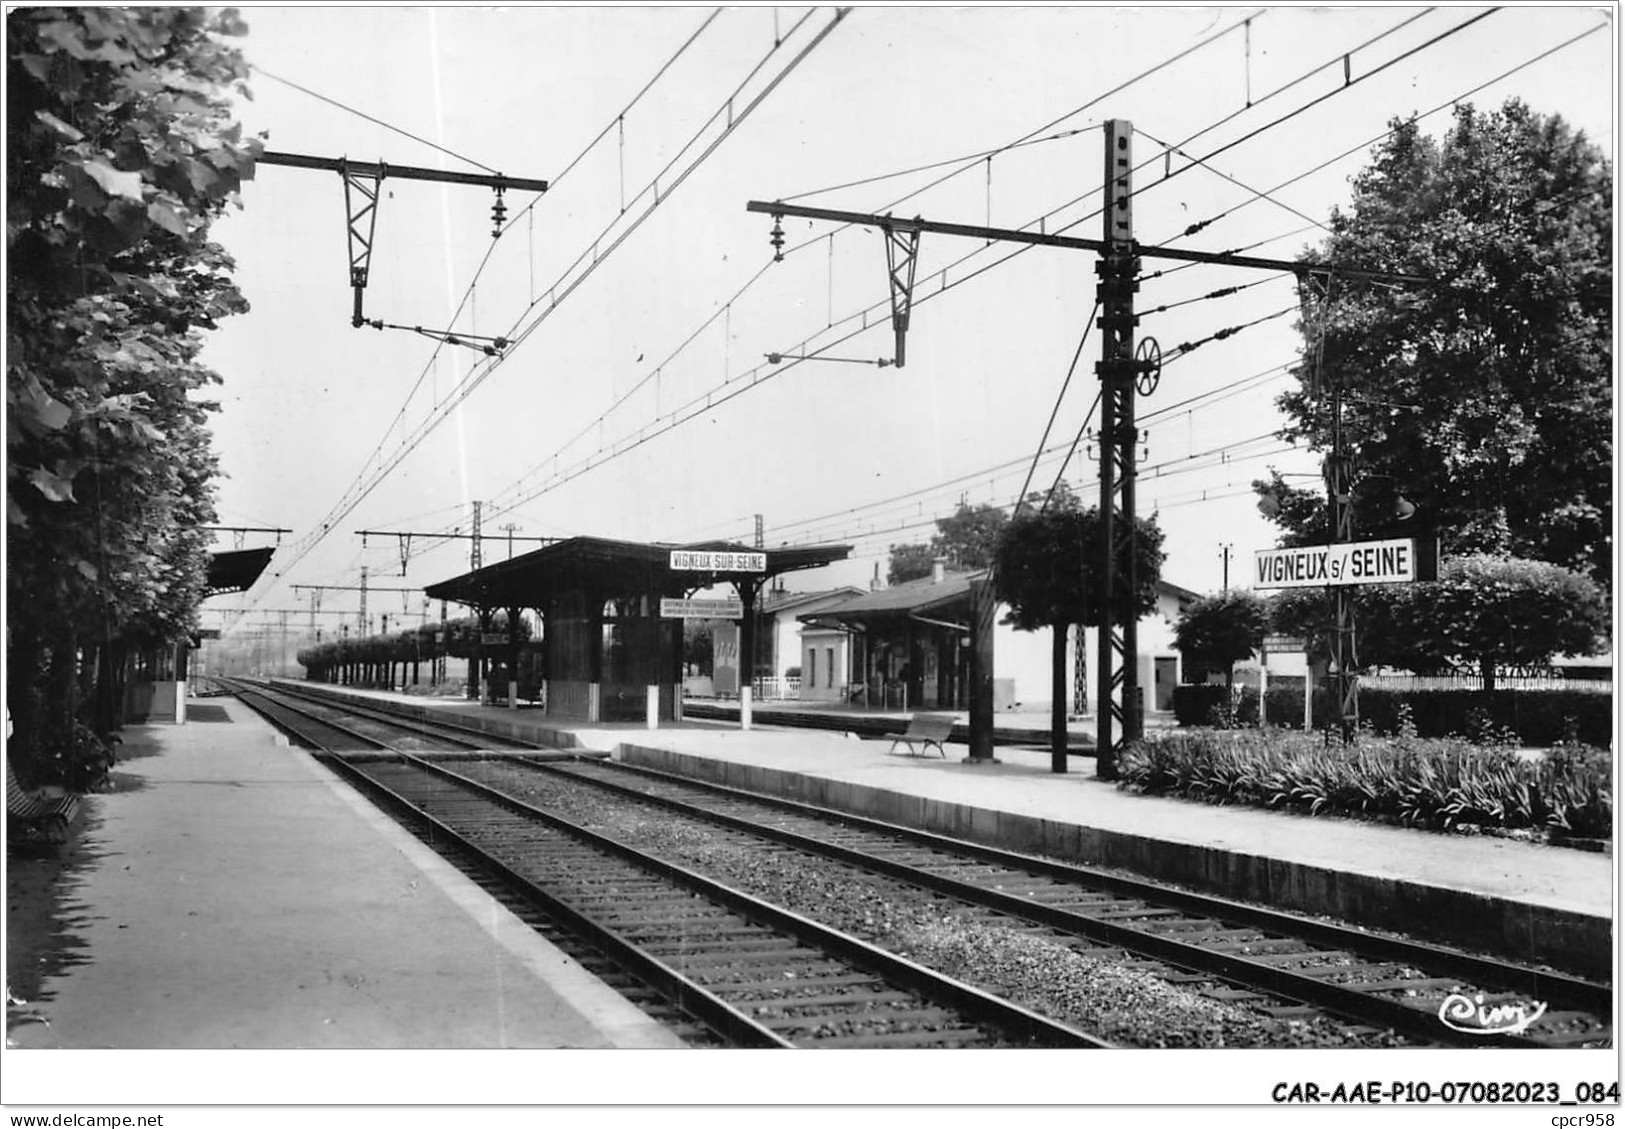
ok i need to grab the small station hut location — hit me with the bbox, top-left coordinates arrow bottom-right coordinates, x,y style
424,536 -> 851,722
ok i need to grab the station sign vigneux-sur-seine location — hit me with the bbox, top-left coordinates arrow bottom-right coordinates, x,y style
1253,538 -> 1418,590
668,550 -> 767,573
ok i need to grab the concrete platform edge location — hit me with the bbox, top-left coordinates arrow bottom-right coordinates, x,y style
616,742 -> 1611,981
300,745 -> 684,1049
270,681 -> 580,747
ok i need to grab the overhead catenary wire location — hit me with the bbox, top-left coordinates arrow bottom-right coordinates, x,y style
487,7 -> 1500,525
249,64 -> 499,173
1142,17 -> 1611,248
223,9 -> 845,634
692,372 -> 1303,548
676,19 -> 1615,555
243,6 -> 1599,627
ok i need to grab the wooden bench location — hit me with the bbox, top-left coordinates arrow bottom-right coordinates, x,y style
883,713 -> 958,759
7,759 -> 79,846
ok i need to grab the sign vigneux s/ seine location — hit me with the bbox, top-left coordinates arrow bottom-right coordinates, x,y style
1253,538 -> 1418,590
669,550 -> 767,572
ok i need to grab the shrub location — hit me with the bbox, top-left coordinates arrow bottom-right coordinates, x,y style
1172,685 -> 1228,727
1187,681 -> 1611,750
1118,729 -> 1612,839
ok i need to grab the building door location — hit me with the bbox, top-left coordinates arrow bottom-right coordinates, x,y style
1154,656 -> 1178,711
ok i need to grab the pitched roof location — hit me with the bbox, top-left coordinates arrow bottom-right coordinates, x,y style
424,535 -> 852,608
760,586 -> 865,615
797,569 -> 981,623
800,572 -> 1204,626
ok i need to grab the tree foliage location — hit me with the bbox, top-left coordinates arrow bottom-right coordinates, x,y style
7,8 -> 260,783
1268,555 -> 1607,691
994,500 -> 1164,778
1419,555 -> 1608,690
1173,589 -> 1269,685
1256,100 -> 1612,584
887,501 -> 1010,584
993,505 -> 1165,632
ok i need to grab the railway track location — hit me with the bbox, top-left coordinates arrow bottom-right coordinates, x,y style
224,679 -> 1103,1048
324,752 -> 1106,1049
224,678 -> 544,754
458,755 -> 1612,1050
223,680 -> 1610,1048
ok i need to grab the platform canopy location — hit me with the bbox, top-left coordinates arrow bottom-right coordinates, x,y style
423,536 -> 852,610
206,546 -> 276,595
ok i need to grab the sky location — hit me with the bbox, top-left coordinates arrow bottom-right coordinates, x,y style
197,3 -> 1617,641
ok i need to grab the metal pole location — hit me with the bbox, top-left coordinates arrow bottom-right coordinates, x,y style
1094,120 -> 1141,781
967,577 -> 995,761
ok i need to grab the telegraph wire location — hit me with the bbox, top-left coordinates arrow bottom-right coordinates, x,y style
1144,16 -> 1611,250
333,9 -> 730,503
1129,8 -> 1501,217
225,9 -> 844,630
776,6 -> 1265,204
247,7 -> 1580,623
250,64 -> 498,173
1161,303 -> 1299,364
537,9 -> 728,199
487,8 -> 1469,513
1140,274 -> 1288,316
783,439 -> 1296,552
1014,304 -> 1098,513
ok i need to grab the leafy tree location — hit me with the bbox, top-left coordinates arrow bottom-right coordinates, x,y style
1173,589 -> 1269,689
1268,555 -> 1607,693
1256,100 -> 1612,585
886,542 -> 940,586
994,503 -> 1164,778
7,8 -> 260,784
887,500 -> 1010,584
1420,555 -> 1607,692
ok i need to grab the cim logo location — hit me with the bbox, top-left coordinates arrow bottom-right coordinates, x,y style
1438,992 -> 1548,1036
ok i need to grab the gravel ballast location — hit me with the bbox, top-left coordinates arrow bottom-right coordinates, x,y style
468,762 -> 1412,1048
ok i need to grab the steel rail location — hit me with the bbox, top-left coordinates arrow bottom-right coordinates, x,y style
228,682 -> 396,751
571,757 -> 1610,1014
314,752 -> 789,1047
392,752 -> 1110,1048
533,757 -> 1608,1047
260,680 -> 546,750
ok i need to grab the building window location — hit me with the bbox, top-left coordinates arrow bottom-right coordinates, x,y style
807,648 -> 817,689
827,646 -> 835,688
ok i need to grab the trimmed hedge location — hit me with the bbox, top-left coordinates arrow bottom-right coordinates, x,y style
1120,728 -> 1612,840
1171,683 -> 1612,748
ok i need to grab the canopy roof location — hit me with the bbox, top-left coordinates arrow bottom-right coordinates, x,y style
802,572 -> 1205,630
423,536 -> 852,610
801,569 -> 981,628
207,547 -> 276,595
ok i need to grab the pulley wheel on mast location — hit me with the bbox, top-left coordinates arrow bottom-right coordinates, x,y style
1134,336 -> 1162,396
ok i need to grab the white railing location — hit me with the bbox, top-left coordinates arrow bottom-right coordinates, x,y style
752,676 -> 802,701
1362,674 -> 1612,693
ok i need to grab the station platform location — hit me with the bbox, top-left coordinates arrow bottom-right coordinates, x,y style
4,693 -> 685,1051
297,683 -> 1614,981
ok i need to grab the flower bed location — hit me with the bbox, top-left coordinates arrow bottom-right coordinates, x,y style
1118,728 -> 1612,841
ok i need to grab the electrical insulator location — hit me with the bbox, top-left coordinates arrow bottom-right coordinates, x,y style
491,187 -> 507,239
769,215 -> 785,262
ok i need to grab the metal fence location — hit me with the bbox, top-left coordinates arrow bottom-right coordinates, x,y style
1360,673 -> 1612,694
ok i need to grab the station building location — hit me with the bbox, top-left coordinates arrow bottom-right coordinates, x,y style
798,560 -> 1201,717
